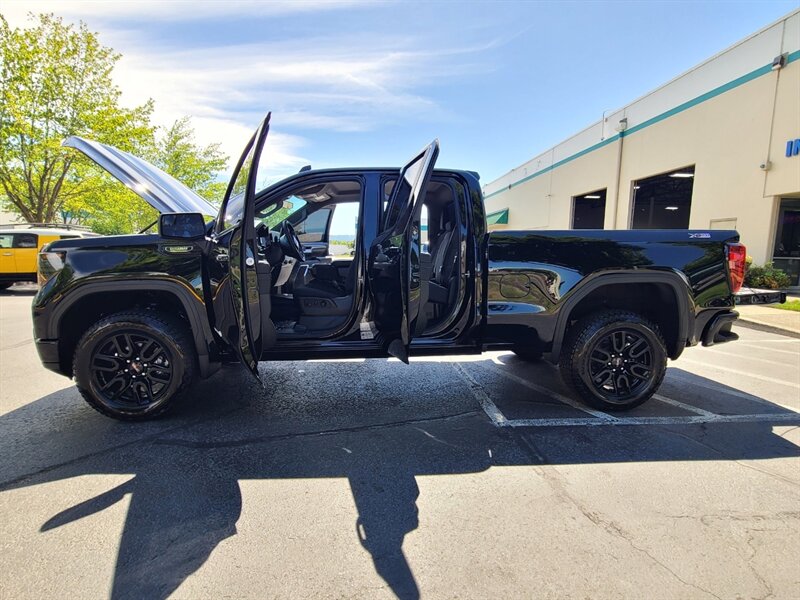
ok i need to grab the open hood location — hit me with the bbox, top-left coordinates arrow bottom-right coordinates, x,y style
63,136 -> 218,216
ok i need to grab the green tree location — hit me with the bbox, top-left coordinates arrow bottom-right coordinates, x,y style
154,117 -> 228,202
0,13 -> 154,223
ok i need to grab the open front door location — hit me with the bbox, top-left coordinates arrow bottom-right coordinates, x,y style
211,113 -> 272,381
368,140 -> 439,363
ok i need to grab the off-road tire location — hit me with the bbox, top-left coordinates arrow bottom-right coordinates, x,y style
559,310 -> 667,411
73,310 -> 197,421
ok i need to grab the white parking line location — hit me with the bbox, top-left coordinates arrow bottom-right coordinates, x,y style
452,363 -> 506,426
737,338 -> 800,343
667,371 -> 800,413
485,361 -> 618,422
704,346 -> 799,367
652,394 -> 717,417
455,357 -> 800,430
727,343 -> 800,356
678,358 -> 800,388
499,413 -> 800,428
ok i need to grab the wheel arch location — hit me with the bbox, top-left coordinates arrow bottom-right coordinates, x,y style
49,280 -> 219,378
549,271 -> 693,362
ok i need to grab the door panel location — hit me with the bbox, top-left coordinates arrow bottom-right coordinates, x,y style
13,233 -> 39,273
211,113 -> 272,380
0,234 -> 15,275
302,242 -> 330,261
367,140 -> 439,362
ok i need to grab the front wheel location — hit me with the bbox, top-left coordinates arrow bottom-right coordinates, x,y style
559,310 -> 667,411
73,310 -> 197,421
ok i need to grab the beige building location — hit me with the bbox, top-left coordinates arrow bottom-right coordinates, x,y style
484,10 -> 800,287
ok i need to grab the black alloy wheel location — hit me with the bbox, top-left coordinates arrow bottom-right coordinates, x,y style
90,331 -> 174,410
73,310 -> 196,420
587,328 -> 653,402
559,310 -> 667,411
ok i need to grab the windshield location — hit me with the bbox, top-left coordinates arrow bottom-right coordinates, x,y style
256,196 -> 307,230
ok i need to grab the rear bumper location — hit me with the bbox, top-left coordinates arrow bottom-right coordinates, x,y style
701,311 -> 739,347
735,289 -> 786,305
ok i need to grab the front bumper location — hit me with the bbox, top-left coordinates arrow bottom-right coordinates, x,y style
35,339 -> 64,375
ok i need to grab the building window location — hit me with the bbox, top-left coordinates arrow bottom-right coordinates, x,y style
631,166 -> 694,229
572,190 -> 606,229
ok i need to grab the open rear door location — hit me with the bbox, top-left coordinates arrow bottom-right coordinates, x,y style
211,114 -> 272,381
367,140 -> 439,362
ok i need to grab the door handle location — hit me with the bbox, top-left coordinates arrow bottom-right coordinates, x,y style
2,252 -> 12,256
216,253 -> 229,263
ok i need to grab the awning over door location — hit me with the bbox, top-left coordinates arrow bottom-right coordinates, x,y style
486,208 -> 509,225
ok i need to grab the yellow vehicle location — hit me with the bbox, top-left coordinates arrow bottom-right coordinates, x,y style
0,224 -> 99,290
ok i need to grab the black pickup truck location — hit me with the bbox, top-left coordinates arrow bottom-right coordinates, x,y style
33,114 -> 749,420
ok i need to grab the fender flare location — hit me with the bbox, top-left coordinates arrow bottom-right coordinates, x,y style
48,278 -> 219,377
549,271 -> 694,361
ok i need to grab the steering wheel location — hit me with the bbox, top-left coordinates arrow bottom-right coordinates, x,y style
280,220 -> 304,260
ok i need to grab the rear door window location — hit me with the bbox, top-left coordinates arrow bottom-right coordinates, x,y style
0,234 -> 13,248
13,234 -> 38,248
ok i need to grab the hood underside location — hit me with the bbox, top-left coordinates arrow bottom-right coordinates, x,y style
63,136 -> 218,216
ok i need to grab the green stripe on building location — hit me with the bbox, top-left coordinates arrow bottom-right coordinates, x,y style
484,50 -> 800,202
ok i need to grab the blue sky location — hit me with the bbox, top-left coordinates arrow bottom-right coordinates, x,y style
4,1 -> 798,190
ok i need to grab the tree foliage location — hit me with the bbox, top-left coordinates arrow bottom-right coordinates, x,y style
153,117 -> 228,202
0,14 -> 229,233
0,13 -> 153,223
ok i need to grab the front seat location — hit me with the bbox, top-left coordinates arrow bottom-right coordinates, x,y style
428,220 -> 458,304
293,258 -> 357,299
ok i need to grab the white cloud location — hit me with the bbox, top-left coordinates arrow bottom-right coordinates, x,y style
3,1 -> 498,181
1,0 -> 368,25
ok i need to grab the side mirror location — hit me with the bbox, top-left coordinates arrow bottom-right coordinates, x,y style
159,213 -> 206,240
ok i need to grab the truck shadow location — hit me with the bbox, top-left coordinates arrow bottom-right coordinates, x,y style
1,357 -> 798,600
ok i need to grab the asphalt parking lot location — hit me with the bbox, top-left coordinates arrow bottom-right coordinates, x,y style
1,284 -> 799,600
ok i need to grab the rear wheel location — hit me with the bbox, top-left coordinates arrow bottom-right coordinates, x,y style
559,310 -> 667,411
73,310 -> 196,421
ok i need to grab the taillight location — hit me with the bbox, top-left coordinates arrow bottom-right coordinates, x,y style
726,242 -> 746,294
38,251 -> 66,287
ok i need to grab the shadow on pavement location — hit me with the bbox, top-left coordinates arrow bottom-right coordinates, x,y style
1,358 -> 798,600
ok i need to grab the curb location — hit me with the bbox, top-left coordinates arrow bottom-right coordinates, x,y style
735,317 -> 800,340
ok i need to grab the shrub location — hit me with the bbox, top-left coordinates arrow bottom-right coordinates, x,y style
744,262 -> 791,290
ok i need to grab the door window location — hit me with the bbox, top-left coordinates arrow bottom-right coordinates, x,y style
14,234 -> 38,248
384,179 -> 428,246
328,202 -> 360,258
296,208 -> 331,242
0,234 -> 13,248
